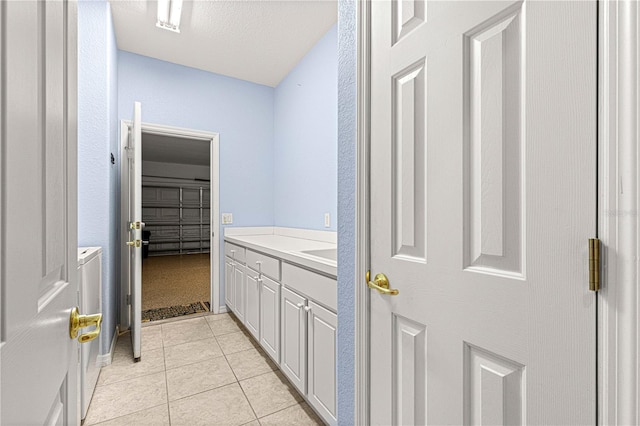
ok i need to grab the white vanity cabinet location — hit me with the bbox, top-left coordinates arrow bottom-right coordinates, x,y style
245,249 -> 282,356
224,259 -> 235,310
280,286 -> 307,395
233,264 -> 245,323
307,300 -> 337,425
224,243 -> 246,321
260,275 -> 280,363
223,236 -> 337,426
244,272 -> 260,340
280,284 -> 337,426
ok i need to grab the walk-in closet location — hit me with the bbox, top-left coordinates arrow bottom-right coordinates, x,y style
141,132 -> 211,321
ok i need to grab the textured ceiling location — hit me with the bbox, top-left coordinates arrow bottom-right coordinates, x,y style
109,0 -> 337,87
142,133 -> 210,165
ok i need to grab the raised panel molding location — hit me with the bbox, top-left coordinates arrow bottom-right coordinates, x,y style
392,315 -> 427,425
392,0 -> 425,45
464,343 -> 525,425
463,3 -> 524,277
392,59 -> 427,262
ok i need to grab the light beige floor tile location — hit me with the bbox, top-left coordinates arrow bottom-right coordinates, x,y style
169,383 -> 256,426
241,421 -> 260,426
84,372 -> 167,425
91,404 -> 170,426
258,402 -> 324,426
164,338 -> 224,369
98,347 -> 165,386
162,317 -> 214,347
205,313 -> 231,322
226,347 -> 277,381
166,356 -> 236,401
207,315 -> 243,336
240,371 -> 303,418
141,325 -> 163,351
216,331 -> 256,355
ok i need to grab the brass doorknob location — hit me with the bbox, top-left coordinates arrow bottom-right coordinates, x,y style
366,271 -> 399,295
69,307 -> 102,343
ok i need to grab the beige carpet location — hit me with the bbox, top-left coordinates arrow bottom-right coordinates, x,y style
142,254 -> 210,311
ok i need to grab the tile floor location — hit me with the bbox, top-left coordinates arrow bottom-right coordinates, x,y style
84,313 -> 324,426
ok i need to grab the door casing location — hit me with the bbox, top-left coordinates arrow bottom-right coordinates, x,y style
353,0 -> 640,423
118,121 -> 221,332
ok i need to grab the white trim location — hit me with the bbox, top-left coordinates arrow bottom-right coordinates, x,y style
599,2 -> 640,424
96,326 -> 119,367
354,0 -> 371,424
118,120 -> 221,328
218,305 -> 229,314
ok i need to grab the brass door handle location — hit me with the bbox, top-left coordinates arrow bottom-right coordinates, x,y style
69,307 -> 102,343
366,271 -> 399,295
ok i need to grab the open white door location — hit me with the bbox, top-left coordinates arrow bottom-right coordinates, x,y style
0,1 -> 91,424
369,1 -> 596,424
126,102 -> 143,361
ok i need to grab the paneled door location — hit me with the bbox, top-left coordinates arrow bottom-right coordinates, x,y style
1,0 -> 84,424
369,1 -> 597,424
125,102 -> 143,361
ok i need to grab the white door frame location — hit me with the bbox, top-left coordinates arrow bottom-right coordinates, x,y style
119,121 -> 221,331
353,1 -> 640,423
598,1 -> 640,423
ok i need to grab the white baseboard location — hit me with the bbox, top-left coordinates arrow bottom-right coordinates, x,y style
96,325 -> 119,367
217,305 -> 229,314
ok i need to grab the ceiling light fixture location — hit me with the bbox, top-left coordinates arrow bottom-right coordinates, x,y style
156,0 -> 183,33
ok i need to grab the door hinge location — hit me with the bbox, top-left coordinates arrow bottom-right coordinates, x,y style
126,294 -> 131,305
124,146 -> 134,159
589,238 -> 600,292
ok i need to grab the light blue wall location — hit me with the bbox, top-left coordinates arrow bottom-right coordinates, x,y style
78,0 -> 119,354
117,51 -> 275,304
337,1 -> 356,424
274,25 -> 338,231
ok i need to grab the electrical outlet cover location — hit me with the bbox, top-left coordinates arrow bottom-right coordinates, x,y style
222,213 -> 233,225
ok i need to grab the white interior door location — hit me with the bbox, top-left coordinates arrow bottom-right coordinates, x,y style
127,102 -> 142,361
1,1 -> 81,424
369,1 -> 597,424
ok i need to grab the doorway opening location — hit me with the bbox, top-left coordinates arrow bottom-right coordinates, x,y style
119,121 -> 220,331
141,132 -> 211,322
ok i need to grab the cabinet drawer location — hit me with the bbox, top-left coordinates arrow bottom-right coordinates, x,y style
282,263 -> 336,311
224,242 -> 246,263
246,249 -> 280,281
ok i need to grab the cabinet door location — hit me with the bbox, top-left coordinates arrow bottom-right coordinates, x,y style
224,258 -> 234,311
234,263 -> 246,323
307,301 -> 337,425
260,276 -> 280,363
245,269 -> 260,340
280,287 -> 307,395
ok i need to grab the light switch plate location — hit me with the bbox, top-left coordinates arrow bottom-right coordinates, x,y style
324,213 -> 330,228
222,213 -> 233,225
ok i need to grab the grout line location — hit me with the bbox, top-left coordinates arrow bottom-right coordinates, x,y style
167,381 -> 239,404
162,341 -> 172,426
95,368 -> 166,388
213,327 -> 260,422
86,403 -> 168,426
164,352 -> 226,372
256,401 -> 304,421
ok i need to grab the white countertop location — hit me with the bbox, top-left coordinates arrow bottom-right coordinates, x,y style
224,227 -> 337,277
